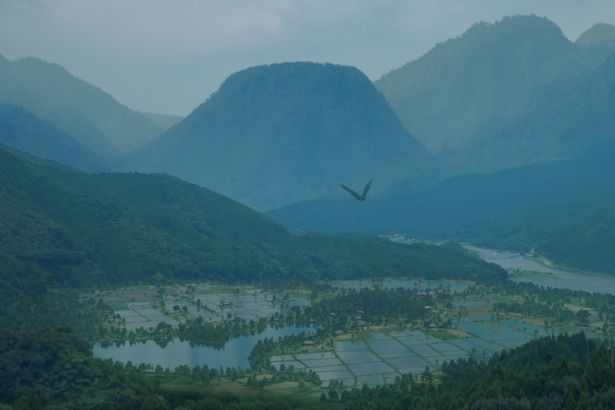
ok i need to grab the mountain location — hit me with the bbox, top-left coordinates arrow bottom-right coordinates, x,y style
0,55 -> 164,155
128,62 -> 436,210
440,46 -> 615,174
0,145 -> 503,287
0,104 -> 105,171
576,23 -> 615,46
143,112 -> 183,132
376,15 -> 615,174
268,141 -> 615,274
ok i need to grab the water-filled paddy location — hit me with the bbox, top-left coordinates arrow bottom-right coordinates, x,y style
267,318 -> 546,388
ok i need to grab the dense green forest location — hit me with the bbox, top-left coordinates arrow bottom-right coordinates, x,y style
0,145 -> 504,288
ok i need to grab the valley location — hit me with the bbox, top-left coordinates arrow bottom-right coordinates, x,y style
2,5 -> 615,409
76,252 -> 614,401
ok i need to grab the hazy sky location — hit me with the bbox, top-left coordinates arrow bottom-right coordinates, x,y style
1,0 -> 614,115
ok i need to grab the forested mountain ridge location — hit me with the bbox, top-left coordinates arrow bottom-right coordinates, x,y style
128,62 -> 436,210
0,145 -> 504,287
376,15 -> 615,174
269,140 -> 615,274
0,104 -> 106,171
0,54 -> 165,155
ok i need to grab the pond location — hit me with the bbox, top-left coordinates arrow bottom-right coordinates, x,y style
466,245 -> 615,294
93,325 -> 314,370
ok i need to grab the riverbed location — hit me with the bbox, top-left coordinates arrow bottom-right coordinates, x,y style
466,245 -> 615,294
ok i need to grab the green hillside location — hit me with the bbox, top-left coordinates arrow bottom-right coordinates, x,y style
0,145 -> 503,287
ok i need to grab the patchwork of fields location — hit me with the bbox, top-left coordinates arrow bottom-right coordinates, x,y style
271,318 -> 548,387
111,286 -> 310,330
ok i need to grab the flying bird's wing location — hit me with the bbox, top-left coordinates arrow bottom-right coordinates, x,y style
340,184 -> 363,201
362,180 -> 373,198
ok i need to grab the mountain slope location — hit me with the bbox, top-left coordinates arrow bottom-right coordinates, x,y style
376,15 -> 615,174
576,23 -> 615,46
0,55 -> 163,155
0,145 -> 504,287
0,104 -> 105,171
269,141 -> 615,274
129,62 -> 436,210
440,48 -> 615,174
143,112 -> 183,132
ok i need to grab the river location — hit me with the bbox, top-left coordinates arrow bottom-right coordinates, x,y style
466,245 -> 615,294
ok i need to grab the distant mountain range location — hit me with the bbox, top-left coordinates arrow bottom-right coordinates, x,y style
0,54 -> 173,156
143,112 -> 183,132
0,104 -> 106,172
576,23 -> 615,46
268,140 -> 615,274
2,16 -> 614,277
127,62 -> 436,210
376,16 -> 615,174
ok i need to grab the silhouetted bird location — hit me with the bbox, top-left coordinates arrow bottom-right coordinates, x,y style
340,180 -> 372,201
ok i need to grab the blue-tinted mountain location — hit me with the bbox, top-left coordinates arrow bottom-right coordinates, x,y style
129,62 -> 436,210
376,15 -> 615,174
0,54 -> 163,155
143,112 -> 183,132
0,104 -> 105,171
269,141 -> 615,274
576,23 -> 615,46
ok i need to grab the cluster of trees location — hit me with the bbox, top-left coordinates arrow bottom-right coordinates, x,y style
177,316 -> 270,348
0,330 -> 134,408
492,280 -> 615,325
246,366 -> 321,390
296,287 -> 444,331
249,331 -> 326,370
493,300 -> 577,323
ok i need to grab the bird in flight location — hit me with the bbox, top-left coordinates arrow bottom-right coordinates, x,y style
340,180 -> 372,201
